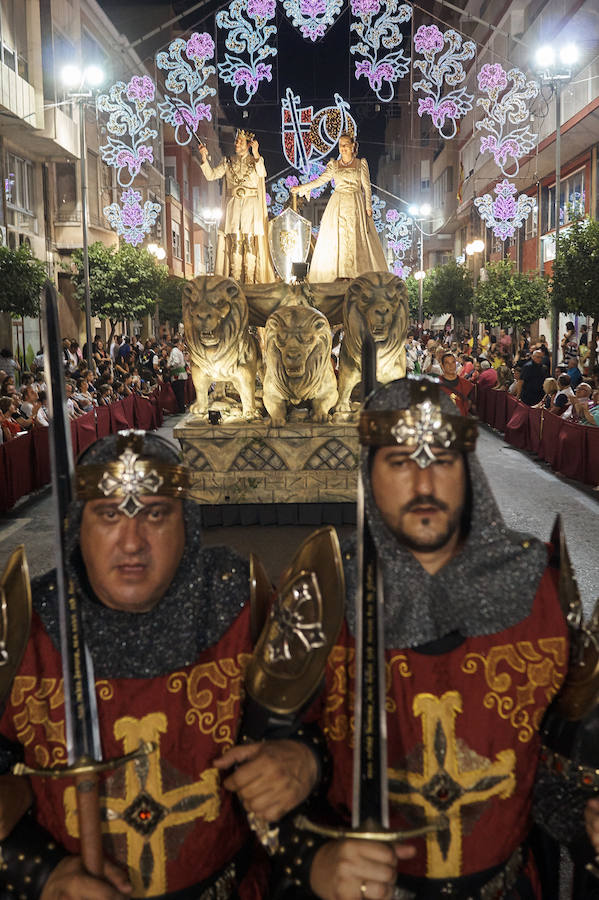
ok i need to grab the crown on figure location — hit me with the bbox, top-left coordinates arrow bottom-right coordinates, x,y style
235,128 -> 255,143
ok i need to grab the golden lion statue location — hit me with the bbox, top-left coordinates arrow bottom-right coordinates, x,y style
263,305 -> 338,427
336,272 -> 409,412
182,276 -> 260,419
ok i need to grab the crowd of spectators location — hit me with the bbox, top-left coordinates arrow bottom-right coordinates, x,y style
405,320 -> 599,427
0,334 -> 191,444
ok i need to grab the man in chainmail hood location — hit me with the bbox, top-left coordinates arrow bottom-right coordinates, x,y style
274,376 -> 599,899
0,431 -> 323,900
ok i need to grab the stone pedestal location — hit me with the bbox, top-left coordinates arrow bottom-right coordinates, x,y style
174,416 -> 359,505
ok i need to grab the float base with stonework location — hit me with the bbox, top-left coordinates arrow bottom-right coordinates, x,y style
174,415 -> 359,505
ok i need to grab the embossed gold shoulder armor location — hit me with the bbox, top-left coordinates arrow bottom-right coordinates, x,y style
246,526 -> 345,716
551,517 -> 599,721
0,546 -> 32,704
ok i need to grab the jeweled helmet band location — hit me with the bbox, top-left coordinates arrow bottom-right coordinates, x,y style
75,430 -> 189,517
359,381 -> 477,469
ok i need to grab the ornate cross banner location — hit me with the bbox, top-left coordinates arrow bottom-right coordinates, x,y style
281,89 -> 357,174
350,0 -> 411,102
216,0 -> 277,106
413,25 -> 475,139
156,33 -> 216,145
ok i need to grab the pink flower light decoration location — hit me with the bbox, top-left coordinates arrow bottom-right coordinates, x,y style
478,63 -> 508,93
414,24 -> 444,54
126,75 -> 155,103
185,32 -> 215,59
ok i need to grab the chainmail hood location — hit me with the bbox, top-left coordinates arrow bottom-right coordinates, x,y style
345,377 -> 548,648
34,433 -> 249,679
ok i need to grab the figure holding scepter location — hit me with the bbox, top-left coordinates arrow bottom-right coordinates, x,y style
290,133 -> 388,283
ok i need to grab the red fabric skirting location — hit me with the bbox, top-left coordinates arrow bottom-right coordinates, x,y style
0,390 -> 166,513
477,384 -> 597,489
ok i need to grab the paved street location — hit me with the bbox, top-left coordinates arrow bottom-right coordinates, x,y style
1,420 -> 598,614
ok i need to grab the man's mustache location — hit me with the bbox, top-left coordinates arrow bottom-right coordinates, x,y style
401,494 -> 449,514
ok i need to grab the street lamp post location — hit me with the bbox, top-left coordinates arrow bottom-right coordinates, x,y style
466,239 -> 485,356
61,64 -> 105,370
148,244 -> 167,339
534,43 -> 579,370
408,203 -> 431,336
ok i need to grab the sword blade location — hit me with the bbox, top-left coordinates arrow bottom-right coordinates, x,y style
352,333 -> 388,830
41,282 -> 102,766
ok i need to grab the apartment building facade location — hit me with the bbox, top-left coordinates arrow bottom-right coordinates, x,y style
0,0 -> 170,357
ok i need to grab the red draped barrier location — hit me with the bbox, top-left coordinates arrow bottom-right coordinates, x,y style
3,433 -> 34,506
158,384 -> 179,414
476,384 -> 599,488
32,429 -> 51,490
134,396 -> 156,431
0,389 -> 167,514
585,427 -> 599,486
184,378 -> 196,405
77,411 -> 97,455
96,406 -> 111,438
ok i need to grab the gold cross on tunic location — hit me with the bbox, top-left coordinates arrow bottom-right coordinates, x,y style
64,712 -> 220,895
388,691 -> 516,878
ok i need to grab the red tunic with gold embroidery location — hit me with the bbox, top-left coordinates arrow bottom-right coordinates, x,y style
320,566 -> 568,889
439,376 -> 474,416
0,603 -> 264,899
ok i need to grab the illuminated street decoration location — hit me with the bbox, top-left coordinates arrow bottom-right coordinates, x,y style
216,0 -> 277,106
268,163 -> 327,216
474,179 -> 535,241
97,76 -> 158,187
476,64 -> 538,176
156,33 -> 216,145
103,189 -> 161,246
350,0 -> 411,102
281,89 -> 357,174
384,208 -> 413,274
413,25 -> 475,139
371,193 -> 387,233
283,0 -> 343,41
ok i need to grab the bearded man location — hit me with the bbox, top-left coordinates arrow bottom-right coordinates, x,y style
0,431 -> 324,900
273,377 -> 599,900
199,130 -> 274,284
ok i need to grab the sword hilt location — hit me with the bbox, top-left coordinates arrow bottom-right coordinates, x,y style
13,740 -> 156,778
295,813 -> 444,843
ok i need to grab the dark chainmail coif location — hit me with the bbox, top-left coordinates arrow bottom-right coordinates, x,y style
344,377 -> 548,648
33,433 -> 249,679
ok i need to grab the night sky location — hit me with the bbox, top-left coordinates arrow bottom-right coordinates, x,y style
96,0 -> 430,182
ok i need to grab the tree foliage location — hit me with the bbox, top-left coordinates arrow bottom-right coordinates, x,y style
552,212 -> 599,367
426,260 -> 474,322
474,258 -> 549,331
157,274 -> 186,325
0,244 -> 48,318
70,242 -> 165,339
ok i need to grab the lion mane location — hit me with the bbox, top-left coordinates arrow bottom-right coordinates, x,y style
263,305 -> 338,424
183,275 -> 259,418
336,272 -> 409,410
183,276 -> 254,377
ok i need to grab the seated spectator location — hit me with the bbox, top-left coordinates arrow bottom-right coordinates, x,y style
477,359 -> 498,389
553,374 -> 574,416
493,364 -> 513,391
73,378 -> 95,411
534,377 -> 558,409
97,384 -> 113,406
0,397 -> 25,439
458,355 -> 474,378
508,366 -> 522,395
579,386 -> 599,426
0,375 -> 17,398
35,390 -> 50,427
19,385 -> 41,420
564,382 -> 593,422
566,356 -> 582,389
65,381 -> 84,418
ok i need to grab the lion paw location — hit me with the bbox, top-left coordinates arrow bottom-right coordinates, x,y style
188,403 -> 208,419
269,416 -> 287,428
